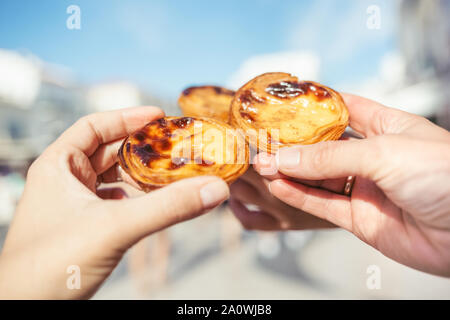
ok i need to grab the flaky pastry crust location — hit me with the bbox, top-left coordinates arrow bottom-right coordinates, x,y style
230,72 -> 349,153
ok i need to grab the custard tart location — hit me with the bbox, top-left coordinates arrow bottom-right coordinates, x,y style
178,86 -> 235,123
230,72 -> 349,153
118,116 -> 249,191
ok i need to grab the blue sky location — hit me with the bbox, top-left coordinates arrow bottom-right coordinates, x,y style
0,0 -> 397,98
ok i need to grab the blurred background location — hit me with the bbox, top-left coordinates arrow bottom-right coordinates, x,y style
1,0 -> 449,299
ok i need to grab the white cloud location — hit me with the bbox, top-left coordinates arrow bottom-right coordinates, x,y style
87,82 -> 142,112
227,51 -> 321,90
0,49 -> 41,108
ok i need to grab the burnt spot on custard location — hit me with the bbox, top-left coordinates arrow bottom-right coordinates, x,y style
171,117 -> 193,128
154,137 -> 171,151
237,90 -> 264,123
162,128 -> 172,137
132,143 -> 169,166
169,157 -> 189,170
265,81 -> 304,98
156,118 -> 168,128
239,89 -> 265,105
266,81 -> 331,100
303,82 -> 331,100
182,86 -> 234,97
182,87 -> 194,96
134,131 -> 146,142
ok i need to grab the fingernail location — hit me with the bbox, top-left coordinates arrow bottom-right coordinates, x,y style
256,152 -> 273,166
255,152 -> 278,175
278,148 -> 300,169
200,180 -> 229,209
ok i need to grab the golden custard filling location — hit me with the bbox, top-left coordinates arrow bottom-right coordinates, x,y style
230,72 -> 349,153
117,73 -> 348,188
178,86 -> 235,123
118,116 -> 248,190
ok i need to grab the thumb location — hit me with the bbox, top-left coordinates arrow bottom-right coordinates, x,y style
101,176 -> 229,249
267,138 -> 383,181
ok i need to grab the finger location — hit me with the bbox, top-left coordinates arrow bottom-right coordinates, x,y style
231,176 -> 336,229
293,178 -> 348,194
236,168 -> 271,196
89,139 -> 123,175
96,187 -> 128,200
56,106 -> 164,156
275,139 -> 381,181
97,163 -> 121,184
228,198 -> 280,231
97,163 -> 142,190
99,176 -> 229,248
230,178 -> 293,224
269,179 -> 352,231
253,153 -> 351,194
230,178 -> 266,208
340,93 -> 415,137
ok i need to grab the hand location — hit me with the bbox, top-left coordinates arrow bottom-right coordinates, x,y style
0,107 -> 229,299
229,168 -> 335,230
235,93 -> 450,277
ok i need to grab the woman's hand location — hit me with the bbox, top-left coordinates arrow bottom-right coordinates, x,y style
231,93 -> 450,277
0,107 -> 229,299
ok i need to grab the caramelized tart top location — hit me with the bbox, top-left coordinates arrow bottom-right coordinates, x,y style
178,86 -> 235,123
118,116 -> 249,190
230,72 -> 349,153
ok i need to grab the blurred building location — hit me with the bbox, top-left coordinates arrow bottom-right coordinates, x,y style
1,1 -> 450,300
0,49 -> 85,225
399,0 -> 450,82
399,0 -> 450,128
0,50 -> 169,226
0,49 -> 85,167
335,1 -> 450,125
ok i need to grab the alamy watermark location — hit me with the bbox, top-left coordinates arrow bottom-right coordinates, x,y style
155,120 -> 280,174
66,5 -> 81,30
66,265 -> 81,290
366,5 -> 381,30
366,265 -> 381,290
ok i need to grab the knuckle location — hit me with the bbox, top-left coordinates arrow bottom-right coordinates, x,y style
76,113 -> 104,142
279,221 -> 292,230
75,114 -> 91,127
26,147 -> 61,179
78,113 -> 99,124
365,135 -> 399,179
372,107 -> 392,134
374,107 -> 419,134
26,158 -> 41,178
